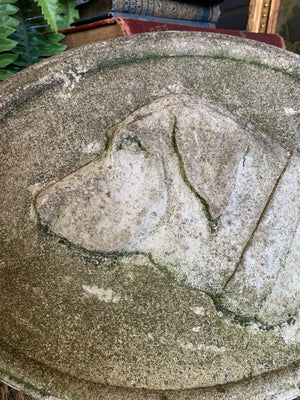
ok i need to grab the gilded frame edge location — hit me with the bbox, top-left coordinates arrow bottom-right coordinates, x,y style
246,0 -> 282,33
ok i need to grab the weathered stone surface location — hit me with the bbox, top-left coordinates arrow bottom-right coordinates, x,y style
0,32 -> 299,400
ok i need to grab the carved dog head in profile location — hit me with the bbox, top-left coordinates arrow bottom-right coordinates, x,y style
35,95 -> 299,325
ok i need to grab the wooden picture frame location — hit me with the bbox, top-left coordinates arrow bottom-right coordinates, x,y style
246,0 -> 282,33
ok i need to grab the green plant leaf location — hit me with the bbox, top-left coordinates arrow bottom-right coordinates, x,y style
13,42 -> 66,57
5,0 -> 67,69
19,31 -> 65,45
0,3 -> 18,16
0,37 -> 18,51
56,0 -> 79,30
0,67 -> 15,79
35,0 -> 58,32
0,15 -> 20,27
0,0 -> 18,4
0,25 -> 15,37
0,52 -> 18,67
46,32 -> 65,43
1,0 -> 69,81
0,0 -> 19,80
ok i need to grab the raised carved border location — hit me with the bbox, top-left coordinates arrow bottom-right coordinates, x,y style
246,0 -> 282,33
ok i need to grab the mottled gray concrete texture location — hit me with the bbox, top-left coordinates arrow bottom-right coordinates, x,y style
0,32 -> 299,400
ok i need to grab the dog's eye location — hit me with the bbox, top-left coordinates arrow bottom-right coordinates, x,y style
117,135 -> 146,153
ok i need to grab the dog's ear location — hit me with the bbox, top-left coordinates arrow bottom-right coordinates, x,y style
175,105 -> 249,219
175,102 -> 288,241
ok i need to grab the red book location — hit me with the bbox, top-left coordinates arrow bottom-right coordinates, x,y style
60,17 -> 285,50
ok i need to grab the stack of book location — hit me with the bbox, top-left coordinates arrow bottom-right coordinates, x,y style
59,0 -> 285,50
75,0 -> 221,27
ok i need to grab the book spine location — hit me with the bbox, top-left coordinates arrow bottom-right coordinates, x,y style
111,0 -> 220,23
113,13 -> 216,27
115,17 -> 217,36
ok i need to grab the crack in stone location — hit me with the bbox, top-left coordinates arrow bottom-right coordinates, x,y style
171,116 -> 218,234
222,151 -> 294,291
210,292 -> 297,330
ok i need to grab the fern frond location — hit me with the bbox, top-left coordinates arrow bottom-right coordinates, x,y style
11,0 -> 67,64
0,0 -> 67,81
0,0 -> 19,81
35,0 -> 58,32
56,0 -> 79,30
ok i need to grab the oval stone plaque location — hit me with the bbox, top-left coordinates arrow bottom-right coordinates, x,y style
0,32 -> 299,400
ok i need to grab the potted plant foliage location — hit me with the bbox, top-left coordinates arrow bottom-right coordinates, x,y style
0,0 -> 79,81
